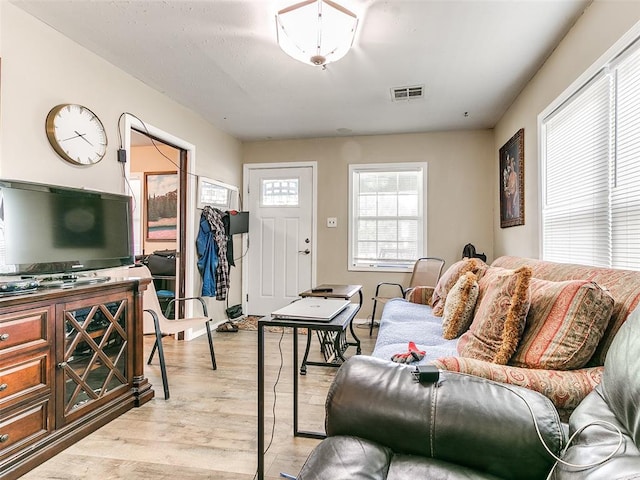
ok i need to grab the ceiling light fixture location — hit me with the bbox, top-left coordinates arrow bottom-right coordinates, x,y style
275,0 -> 358,67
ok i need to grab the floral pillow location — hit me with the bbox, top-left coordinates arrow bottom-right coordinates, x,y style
442,272 -> 479,339
457,266 -> 532,365
431,258 -> 487,316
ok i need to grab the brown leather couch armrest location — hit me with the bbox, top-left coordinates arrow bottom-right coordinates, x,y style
325,356 -> 565,480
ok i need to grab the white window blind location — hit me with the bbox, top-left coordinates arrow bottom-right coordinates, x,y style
542,73 -> 611,266
611,45 -> 640,270
348,163 -> 426,271
542,38 -> 640,270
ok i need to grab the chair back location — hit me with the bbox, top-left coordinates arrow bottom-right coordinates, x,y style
132,265 -> 166,332
409,257 -> 445,288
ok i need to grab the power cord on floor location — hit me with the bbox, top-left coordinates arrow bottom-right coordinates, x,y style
253,328 -> 286,480
356,321 -> 379,330
355,314 -> 379,330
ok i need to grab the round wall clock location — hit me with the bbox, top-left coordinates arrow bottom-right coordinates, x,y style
45,104 -> 108,165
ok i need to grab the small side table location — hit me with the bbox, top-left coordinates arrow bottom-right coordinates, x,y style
257,303 -> 360,480
298,284 -> 362,374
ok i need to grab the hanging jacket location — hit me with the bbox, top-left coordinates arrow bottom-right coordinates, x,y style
200,206 -> 230,300
196,212 -> 218,297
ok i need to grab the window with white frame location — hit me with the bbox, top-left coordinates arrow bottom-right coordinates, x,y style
348,163 -> 427,271
197,176 -> 239,211
541,37 -> 640,270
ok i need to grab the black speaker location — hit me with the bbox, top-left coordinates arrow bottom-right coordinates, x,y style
228,211 -> 249,235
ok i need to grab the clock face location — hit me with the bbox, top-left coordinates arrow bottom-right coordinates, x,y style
46,104 -> 108,165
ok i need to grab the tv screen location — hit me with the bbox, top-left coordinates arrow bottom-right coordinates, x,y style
0,180 -> 134,276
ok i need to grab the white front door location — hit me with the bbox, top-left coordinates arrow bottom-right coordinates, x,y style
245,165 -> 315,316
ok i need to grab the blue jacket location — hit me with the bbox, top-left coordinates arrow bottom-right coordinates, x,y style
196,214 -> 218,296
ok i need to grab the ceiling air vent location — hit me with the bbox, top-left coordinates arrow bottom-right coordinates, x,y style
391,85 -> 424,101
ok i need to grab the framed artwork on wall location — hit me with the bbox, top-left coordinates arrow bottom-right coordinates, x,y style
145,171 -> 178,241
499,128 -> 525,228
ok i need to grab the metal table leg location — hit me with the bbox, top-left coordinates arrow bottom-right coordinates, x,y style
293,325 -> 325,439
348,290 -> 363,354
257,322 -> 265,480
300,328 -> 312,375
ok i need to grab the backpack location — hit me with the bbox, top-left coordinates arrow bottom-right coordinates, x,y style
462,243 -> 487,263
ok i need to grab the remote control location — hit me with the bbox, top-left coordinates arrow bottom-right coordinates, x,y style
312,287 -> 333,293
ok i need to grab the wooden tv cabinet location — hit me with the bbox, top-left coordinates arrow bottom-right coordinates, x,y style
0,278 -> 153,480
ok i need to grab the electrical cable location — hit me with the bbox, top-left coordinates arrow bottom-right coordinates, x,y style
119,112 -> 243,220
252,327 -> 286,480
498,384 -> 623,478
265,328 -> 286,454
117,111 -> 198,179
233,244 -> 249,263
356,314 -> 378,330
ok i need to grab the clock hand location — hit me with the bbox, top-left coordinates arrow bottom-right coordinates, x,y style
60,133 -> 83,142
74,130 -> 94,147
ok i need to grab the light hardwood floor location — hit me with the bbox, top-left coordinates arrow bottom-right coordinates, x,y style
22,323 -> 377,479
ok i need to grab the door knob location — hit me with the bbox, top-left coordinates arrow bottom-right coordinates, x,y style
298,249 -> 310,255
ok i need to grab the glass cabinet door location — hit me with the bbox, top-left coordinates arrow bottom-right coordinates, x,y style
60,298 -> 128,416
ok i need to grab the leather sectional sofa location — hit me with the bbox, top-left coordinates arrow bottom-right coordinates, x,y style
297,304 -> 640,479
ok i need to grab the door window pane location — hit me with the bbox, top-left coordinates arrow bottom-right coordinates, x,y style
261,178 -> 299,206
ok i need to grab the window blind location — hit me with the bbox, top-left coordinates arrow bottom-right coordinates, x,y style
542,73 -> 611,267
542,38 -> 640,270
611,45 -> 640,269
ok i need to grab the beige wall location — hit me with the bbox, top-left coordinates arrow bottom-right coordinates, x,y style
494,1 -> 640,259
0,3 -> 244,319
243,131 -> 494,319
4,0 -> 639,322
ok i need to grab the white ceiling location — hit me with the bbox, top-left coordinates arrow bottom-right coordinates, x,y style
11,0 -> 591,141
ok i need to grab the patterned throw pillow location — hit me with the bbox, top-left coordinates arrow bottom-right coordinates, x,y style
510,279 -> 614,370
457,266 -> 532,365
405,286 -> 435,305
442,272 -> 479,339
431,258 -> 487,316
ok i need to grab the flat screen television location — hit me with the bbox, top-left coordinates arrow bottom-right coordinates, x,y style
0,179 -> 134,276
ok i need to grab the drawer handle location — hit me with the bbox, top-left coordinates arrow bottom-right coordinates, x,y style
0,333 -> 8,341
0,434 -> 8,443
0,383 -> 7,392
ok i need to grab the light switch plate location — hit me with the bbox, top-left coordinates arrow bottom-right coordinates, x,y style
327,217 -> 337,228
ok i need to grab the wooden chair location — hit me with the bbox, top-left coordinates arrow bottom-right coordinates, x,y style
137,265 -> 217,399
370,257 -> 445,335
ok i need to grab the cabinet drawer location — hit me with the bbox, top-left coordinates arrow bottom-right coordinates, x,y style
0,355 -> 49,408
0,400 -> 51,460
0,310 -> 49,353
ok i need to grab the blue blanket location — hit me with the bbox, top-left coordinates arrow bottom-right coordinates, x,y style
371,298 -> 459,365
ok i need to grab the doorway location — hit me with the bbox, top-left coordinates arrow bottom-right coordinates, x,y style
129,131 -> 185,310
124,115 -> 199,327
243,162 -> 317,316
